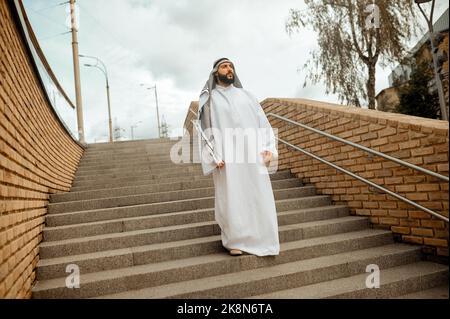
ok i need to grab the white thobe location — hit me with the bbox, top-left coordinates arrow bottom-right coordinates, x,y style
198,83 -> 280,256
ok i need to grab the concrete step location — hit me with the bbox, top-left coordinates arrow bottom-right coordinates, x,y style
74,162 -> 198,176
70,169 -> 293,189
76,158 -> 178,170
38,215 -> 368,259
36,228 -> 392,281
69,174 -> 213,192
45,195 -> 332,227
37,206 -> 355,279
48,185 -> 315,214
248,261 -> 449,299
73,165 -> 203,181
43,203 -> 348,241
79,150 -> 174,160
32,233 -> 406,299
85,138 -> 178,150
84,139 -> 179,150
78,158 -> 174,170
51,177 -> 303,203
79,146 -> 186,158
80,152 -> 175,162
85,141 -> 181,151
71,169 -> 206,188
83,144 -> 179,157
83,145 -> 177,156
394,284 -> 449,299
35,244 -> 420,299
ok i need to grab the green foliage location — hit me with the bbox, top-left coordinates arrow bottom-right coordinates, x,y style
395,62 -> 440,119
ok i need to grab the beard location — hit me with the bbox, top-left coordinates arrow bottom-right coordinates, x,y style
217,72 -> 235,84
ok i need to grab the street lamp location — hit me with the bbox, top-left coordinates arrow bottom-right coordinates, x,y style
414,0 -> 448,121
130,121 -> 143,140
140,83 -> 161,138
80,55 -> 114,141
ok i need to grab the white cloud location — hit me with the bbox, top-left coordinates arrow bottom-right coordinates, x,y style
23,0 -> 449,143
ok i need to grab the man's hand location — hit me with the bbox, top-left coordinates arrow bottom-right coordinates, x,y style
260,150 -> 273,166
216,160 -> 225,169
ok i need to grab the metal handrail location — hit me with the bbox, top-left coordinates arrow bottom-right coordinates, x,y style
267,113 -> 449,182
267,113 -> 449,223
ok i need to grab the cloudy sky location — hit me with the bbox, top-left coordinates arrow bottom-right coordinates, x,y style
22,0 -> 448,143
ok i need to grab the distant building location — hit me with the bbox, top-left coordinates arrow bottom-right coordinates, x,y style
376,8 -> 449,115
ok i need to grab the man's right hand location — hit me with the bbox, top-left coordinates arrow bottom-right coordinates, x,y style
216,160 -> 225,169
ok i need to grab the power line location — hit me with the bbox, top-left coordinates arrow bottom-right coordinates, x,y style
40,31 -> 72,41
77,2 -> 132,49
33,1 -> 69,12
26,5 -> 70,31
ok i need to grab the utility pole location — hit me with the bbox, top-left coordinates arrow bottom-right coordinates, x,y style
70,0 -> 86,143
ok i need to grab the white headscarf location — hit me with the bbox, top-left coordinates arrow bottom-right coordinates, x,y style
197,58 -> 243,163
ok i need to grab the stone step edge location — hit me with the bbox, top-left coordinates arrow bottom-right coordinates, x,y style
42,204 -> 349,238
39,215 -> 367,250
33,232 -> 403,294
36,229 -> 392,282
89,244 -> 421,299
56,177 -> 300,201
247,261 -> 449,299
51,177 -> 302,203
48,185 -> 313,209
45,194 -> 326,217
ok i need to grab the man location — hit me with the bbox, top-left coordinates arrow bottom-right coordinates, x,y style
196,57 -> 280,257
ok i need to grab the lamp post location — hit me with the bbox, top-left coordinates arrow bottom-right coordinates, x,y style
69,0 -> 85,144
131,121 -> 143,140
140,84 -> 161,138
414,0 -> 448,121
80,55 -> 114,142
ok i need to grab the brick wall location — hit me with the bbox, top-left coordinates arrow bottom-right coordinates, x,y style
0,1 -> 84,298
184,101 -> 198,138
260,98 -> 448,257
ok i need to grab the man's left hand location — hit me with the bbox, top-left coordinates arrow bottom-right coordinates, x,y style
260,150 -> 273,166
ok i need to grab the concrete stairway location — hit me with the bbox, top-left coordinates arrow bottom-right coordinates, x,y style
31,138 -> 449,299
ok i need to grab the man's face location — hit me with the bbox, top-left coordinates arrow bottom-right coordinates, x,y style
216,62 -> 235,84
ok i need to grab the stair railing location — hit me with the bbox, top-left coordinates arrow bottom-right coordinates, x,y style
267,112 -> 449,223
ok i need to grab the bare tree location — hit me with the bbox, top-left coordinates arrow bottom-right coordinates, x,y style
286,0 -> 420,109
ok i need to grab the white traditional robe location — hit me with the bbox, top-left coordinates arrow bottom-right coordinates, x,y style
199,83 -> 280,256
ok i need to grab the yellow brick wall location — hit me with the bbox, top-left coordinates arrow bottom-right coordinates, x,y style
184,101 -> 198,137
0,1 -> 84,298
260,98 -> 448,257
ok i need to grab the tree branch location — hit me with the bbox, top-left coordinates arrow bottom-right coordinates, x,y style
347,0 -> 369,64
